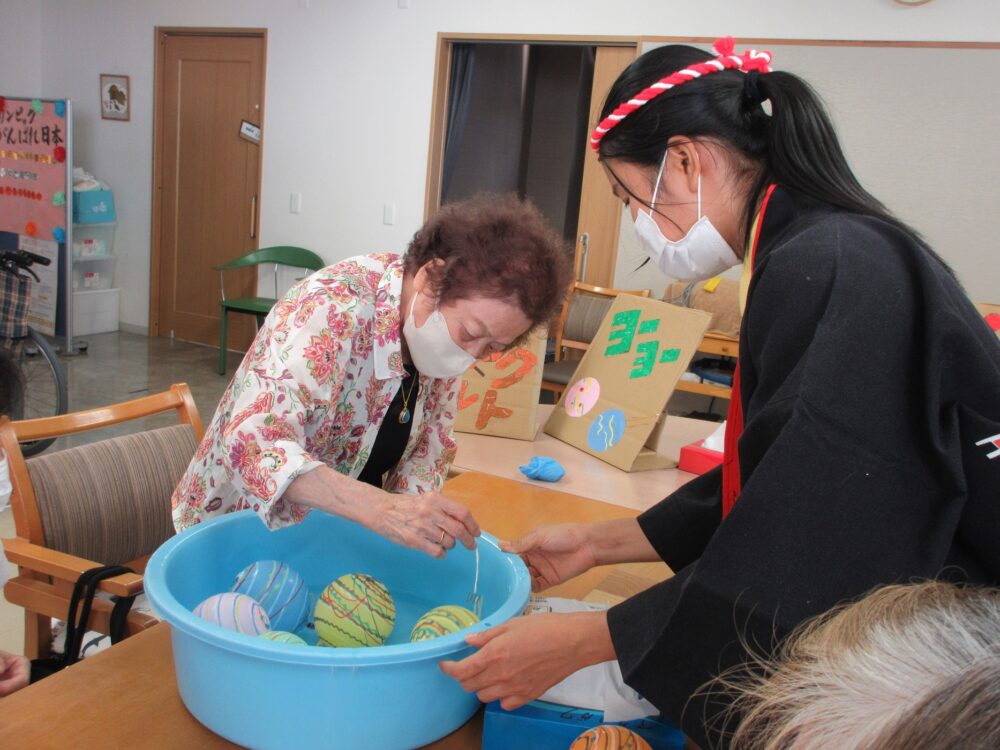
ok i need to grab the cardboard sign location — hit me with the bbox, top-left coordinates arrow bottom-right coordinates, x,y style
976,302 -> 1000,341
455,329 -> 547,440
544,296 -> 711,472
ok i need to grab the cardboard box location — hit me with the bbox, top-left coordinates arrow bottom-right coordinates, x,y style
73,189 -> 117,224
544,295 -> 711,472
456,329 -> 547,440
482,700 -> 685,750
678,439 -> 724,475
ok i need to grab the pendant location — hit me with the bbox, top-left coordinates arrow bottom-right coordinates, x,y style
398,408 -> 411,425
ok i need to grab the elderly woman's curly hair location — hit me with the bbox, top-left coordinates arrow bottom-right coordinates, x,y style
403,194 -> 572,333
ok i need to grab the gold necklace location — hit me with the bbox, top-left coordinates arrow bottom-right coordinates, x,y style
398,373 -> 418,424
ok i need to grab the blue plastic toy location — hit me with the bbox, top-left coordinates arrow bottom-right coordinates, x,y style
519,456 -> 565,482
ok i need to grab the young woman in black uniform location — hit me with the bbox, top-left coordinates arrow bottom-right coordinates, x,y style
441,38 -> 1000,746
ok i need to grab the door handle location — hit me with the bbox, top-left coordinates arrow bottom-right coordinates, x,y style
250,194 -> 257,239
578,232 -> 590,282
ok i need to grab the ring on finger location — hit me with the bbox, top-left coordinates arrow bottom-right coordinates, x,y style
438,529 -> 447,546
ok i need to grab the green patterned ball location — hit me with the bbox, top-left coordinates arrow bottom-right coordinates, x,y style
409,605 -> 480,642
259,630 -> 307,646
314,573 -> 395,647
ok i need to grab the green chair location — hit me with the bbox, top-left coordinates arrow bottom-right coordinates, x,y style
215,246 -> 325,374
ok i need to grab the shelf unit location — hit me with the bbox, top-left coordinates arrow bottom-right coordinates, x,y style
71,221 -> 119,335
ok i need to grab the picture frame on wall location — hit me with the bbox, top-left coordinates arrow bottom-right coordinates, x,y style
100,74 -> 130,121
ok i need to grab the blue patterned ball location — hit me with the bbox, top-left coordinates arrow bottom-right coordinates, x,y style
232,560 -> 309,633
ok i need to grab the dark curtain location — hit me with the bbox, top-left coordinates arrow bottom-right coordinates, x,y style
440,44 -> 475,203
562,47 -> 596,241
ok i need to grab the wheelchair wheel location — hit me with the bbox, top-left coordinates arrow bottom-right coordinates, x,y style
14,329 -> 68,456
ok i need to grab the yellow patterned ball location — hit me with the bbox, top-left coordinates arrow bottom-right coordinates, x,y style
314,573 -> 395,647
258,630 -> 307,646
409,605 -> 480,642
569,725 -> 652,750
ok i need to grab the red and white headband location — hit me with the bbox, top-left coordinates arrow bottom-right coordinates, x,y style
590,36 -> 773,151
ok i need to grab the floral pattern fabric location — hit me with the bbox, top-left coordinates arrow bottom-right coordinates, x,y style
171,253 -> 460,531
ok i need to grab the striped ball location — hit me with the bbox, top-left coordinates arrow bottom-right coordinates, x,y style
409,605 -> 480,642
193,592 -> 270,636
259,630 -> 307,646
314,573 -> 395,647
569,726 -> 652,750
232,559 -> 309,632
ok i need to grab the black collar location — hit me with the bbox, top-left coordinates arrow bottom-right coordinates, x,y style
753,186 -> 830,268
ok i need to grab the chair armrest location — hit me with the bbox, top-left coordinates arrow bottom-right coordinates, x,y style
2,537 -> 144,597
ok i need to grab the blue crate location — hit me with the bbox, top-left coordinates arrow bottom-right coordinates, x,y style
73,189 -> 116,224
482,699 -> 686,750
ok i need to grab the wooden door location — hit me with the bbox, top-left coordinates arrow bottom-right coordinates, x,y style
574,45 -> 636,287
152,30 -> 266,349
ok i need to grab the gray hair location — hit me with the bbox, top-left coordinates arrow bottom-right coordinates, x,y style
717,582 -> 1000,750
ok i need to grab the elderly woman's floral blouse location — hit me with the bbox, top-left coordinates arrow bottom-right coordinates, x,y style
171,253 -> 460,531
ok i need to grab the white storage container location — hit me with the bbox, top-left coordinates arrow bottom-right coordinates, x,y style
73,288 -> 120,335
72,256 -> 117,291
72,222 -> 115,258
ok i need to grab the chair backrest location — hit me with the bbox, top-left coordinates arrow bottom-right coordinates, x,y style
0,383 -> 205,559
555,282 -> 651,355
216,246 -> 325,272
26,425 -> 197,565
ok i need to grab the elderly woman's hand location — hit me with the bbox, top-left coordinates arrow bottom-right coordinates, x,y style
373,490 -> 481,558
0,650 -> 30,697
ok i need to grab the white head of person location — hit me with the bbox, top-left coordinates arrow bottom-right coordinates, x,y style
718,581 -> 1000,750
400,194 -> 572,378
591,37 -> 918,281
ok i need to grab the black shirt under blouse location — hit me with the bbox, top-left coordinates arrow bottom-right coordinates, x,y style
356,365 -> 420,488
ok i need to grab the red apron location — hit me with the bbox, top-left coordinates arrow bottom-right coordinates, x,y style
721,184 -> 777,519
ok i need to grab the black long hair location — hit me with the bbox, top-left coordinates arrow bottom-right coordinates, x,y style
597,44 -> 919,244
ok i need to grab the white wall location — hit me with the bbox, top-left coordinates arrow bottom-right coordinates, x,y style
0,0 -> 41,94
3,0 -> 997,329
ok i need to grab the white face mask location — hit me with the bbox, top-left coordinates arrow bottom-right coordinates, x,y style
633,155 -> 740,280
402,291 -> 477,379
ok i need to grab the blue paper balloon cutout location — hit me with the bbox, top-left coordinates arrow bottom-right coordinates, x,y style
52,227 -> 65,243
54,100 -> 66,117
586,409 -> 627,452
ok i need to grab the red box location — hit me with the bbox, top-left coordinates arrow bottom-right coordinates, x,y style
678,439 -> 724,475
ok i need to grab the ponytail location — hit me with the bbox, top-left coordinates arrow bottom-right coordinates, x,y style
751,71 -> 908,237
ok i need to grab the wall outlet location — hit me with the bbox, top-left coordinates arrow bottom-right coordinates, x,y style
290,192 -> 302,214
383,202 -> 396,225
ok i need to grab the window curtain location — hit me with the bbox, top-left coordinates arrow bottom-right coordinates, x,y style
440,44 -> 475,203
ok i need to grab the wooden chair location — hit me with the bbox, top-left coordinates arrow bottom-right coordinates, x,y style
541,282 -> 651,400
1,383 -> 204,659
216,245 -> 325,375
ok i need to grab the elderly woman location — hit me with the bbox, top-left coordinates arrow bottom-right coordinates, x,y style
172,195 -> 571,557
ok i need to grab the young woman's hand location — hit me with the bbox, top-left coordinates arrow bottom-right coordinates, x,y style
0,651 -> 30,697
439,610 -> 614,710
372,490 -> 481,559
500,523 -> 598,592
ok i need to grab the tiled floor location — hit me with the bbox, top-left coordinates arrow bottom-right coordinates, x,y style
1,331 -> 232,657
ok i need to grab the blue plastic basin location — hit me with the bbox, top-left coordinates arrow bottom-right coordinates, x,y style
144,509 -> 531,749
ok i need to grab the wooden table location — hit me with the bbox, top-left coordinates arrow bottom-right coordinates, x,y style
0,473 -> 673,750
452,405 -> 718,512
